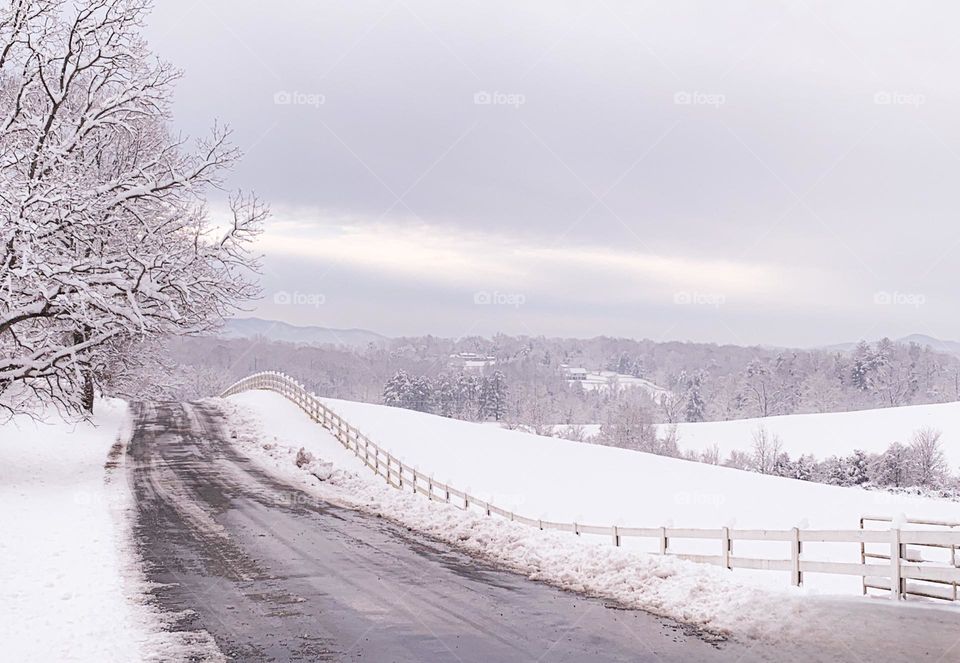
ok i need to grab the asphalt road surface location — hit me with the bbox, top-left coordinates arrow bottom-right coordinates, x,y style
129,401 -> 783,662
127,401 -> 960,663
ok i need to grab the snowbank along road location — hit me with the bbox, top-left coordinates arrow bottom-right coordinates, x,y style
129,400 -> 786,662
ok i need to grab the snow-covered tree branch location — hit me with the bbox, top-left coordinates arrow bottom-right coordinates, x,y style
0,0 -> 265,416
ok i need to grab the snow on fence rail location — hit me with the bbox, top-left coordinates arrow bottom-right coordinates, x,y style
222,371 -> 960,602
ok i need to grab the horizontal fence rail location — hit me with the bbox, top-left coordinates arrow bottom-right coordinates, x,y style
221,371 -> 960,602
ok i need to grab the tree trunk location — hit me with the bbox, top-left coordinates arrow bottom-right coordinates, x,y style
82,372 -> 95,412
73,328 -> 95,412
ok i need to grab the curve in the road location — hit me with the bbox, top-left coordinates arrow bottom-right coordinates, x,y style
128,401 -> 768,662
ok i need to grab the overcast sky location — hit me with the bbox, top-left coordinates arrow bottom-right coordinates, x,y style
145,1 -> 960,347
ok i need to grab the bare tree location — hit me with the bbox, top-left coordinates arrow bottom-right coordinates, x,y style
868,442 -> 915,488
910,427 -> 948,488
699,442 -> 721,465
750,425 -> 782,474
724,449 -> 752,470
0,1 -> 265,416
743,360 -> 774,417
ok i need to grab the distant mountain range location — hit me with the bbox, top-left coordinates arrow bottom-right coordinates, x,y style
822,334 -> 960,357
221,319 -> 960,358
220,317 -> 388,348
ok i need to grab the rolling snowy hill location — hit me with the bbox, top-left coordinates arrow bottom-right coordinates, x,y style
220,317 -> 388,347
228,390 -> 960,597
658,401 -> 960,469
821,334 -> 960,357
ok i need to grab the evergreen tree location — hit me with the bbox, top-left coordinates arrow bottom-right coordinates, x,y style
684,371 -> 706,422
382,370 -> 410,407
479,370 -> 508,421
434,373 -> 456,417
851,341 -> 875,392
408,375 -> 434,412
792,454 -> 817,481
454,373 -> 480,420
845,449 -> 871,485
819,455 -> 851,486
772,451 -> 793,477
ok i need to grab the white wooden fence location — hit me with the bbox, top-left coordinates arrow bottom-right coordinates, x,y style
222,371 -> 960,602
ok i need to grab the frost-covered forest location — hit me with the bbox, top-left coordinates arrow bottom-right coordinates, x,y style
167,330 -> 960,426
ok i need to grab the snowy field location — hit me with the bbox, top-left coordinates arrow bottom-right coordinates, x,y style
657,402 -> 960,468
0,400 -> 192,662
226,391 -> 960,597
223,390 -> 960,649
554,401 -> 960,469
569,370 -> 671,401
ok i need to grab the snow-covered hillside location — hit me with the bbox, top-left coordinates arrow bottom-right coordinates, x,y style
568,370 -> 671,402
0,402 -> 182,661
657,402 -> 960,468
228,390 -> 960,597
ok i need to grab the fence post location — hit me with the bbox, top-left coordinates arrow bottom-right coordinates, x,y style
790,527 -> 801,587
859,517 -> 868,595
612,525 -> 620,547
721,527 -> 731,570
952,529 -> 958,602
659,527 -> 668,555
890,527 -> 902,600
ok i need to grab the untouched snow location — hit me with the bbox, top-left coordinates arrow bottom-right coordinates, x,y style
222,391 -> 960,651
0,401 -> 207,662
657,401 -> 960,468
319,396 -> 959,531
229,391 -> 960,595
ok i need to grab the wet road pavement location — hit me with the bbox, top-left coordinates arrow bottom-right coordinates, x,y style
128,401 -> 790,662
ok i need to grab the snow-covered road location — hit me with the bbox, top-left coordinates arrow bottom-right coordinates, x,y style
129,401 -> 760,661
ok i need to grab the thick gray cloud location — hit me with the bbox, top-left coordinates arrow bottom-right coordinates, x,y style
146,1 -> 960,345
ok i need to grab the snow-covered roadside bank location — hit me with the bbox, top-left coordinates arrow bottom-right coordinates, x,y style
218,392 -> 960,647
0,400 -> 211,662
